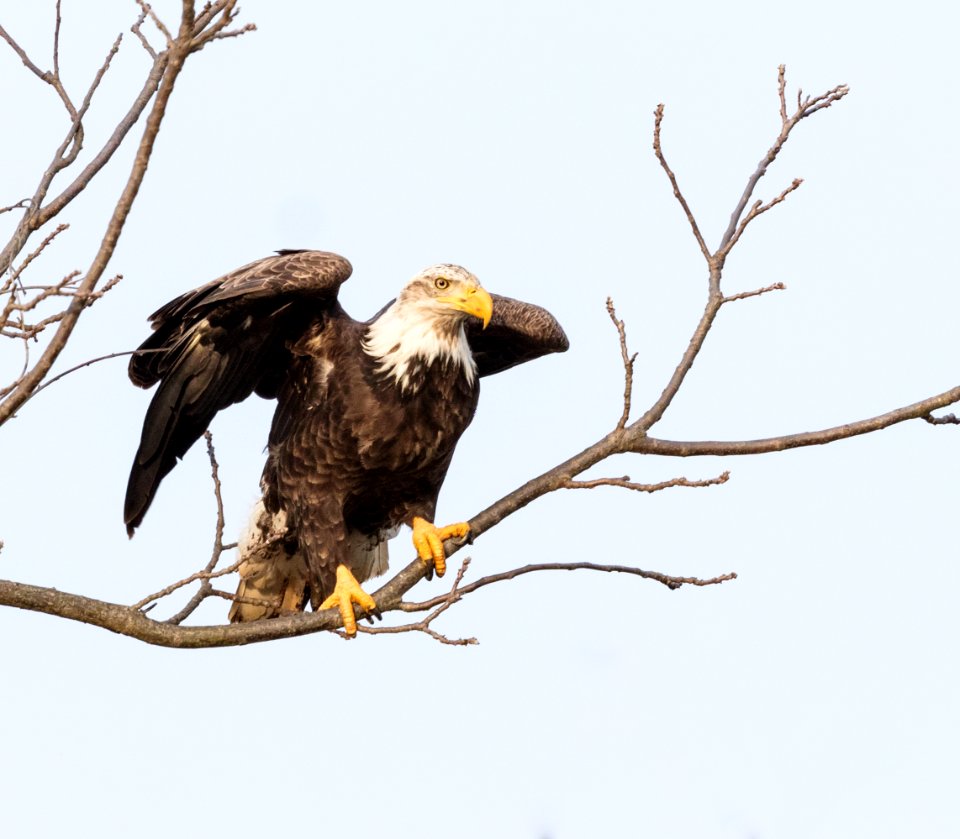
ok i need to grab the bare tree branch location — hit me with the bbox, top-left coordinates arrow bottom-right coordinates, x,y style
653,104 -> 711,263
635,386 -> 960,456
0,1 -> 256,425
0,199 -> 30,216
136,0 -> 172,48
722,177 -> 804,255
924,412 -> 960,426
562,472 -> 730,493
722,282 -> 786,304
716,65 -> 848,261
156,431 -> 236,624
357,559 -> 478,646
606,297 -> 636,430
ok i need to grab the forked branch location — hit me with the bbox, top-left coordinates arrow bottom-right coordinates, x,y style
0,1 -> 255,424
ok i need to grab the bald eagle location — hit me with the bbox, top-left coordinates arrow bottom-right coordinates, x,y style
125,250 -> 568,634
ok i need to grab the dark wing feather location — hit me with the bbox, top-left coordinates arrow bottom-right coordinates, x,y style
465,294 -> 569,377
124,250 -> 352,535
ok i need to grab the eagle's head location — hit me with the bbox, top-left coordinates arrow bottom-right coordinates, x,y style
363,264 -> 494,392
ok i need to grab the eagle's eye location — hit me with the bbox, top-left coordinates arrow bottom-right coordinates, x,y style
434,277 -> 450,291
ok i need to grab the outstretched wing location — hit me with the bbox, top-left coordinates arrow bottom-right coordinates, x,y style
124,250 -> 352,535
465,294 -> 569,377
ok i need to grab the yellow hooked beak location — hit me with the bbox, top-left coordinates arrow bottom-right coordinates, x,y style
438,285 -> 493,329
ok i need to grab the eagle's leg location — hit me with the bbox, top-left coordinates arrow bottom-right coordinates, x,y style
319,564 -> 378,637
411,516 -> 470,577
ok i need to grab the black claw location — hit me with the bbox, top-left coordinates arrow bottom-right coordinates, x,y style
466,530 -> 475,545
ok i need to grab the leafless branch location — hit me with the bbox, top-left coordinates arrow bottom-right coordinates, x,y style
563,471 -> 730,493
5,223 -> 70,290
606,297 -> 636,430
923,412 -> 960,426
722,177 -> 804,254
722,282 -> 786,304
0,199 -> 30,216
778,64 -> 788,124
402,563 -> 738,616
149,430 -> 245,625
136,1 -> 172,48
0,22 -> 52,84
132,558 -> 244,613
653,104 -> 711,263
16,347 -> 165,407
207,22 -> 258,43
0,1 -> 256,426
131,11 -> 159,59
355,559 -> 479,645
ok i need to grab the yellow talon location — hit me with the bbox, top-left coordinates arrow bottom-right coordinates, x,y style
411,516 -> 470,577
318,564 -> 378,637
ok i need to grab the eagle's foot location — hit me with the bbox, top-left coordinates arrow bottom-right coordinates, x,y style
319,564 -> 378,637
411,516 -> 470,578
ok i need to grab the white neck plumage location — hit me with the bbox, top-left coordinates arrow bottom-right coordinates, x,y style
362,299 -> 477,393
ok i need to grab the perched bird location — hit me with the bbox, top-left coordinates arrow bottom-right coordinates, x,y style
125,250 -> 568,634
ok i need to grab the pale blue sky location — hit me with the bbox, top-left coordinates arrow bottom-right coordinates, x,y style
2,2 -> 958,837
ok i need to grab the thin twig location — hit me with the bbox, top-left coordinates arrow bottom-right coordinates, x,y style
777,64 -> 787,124
606,297 -> 636,430
0,200 -> 29,215
722,178 -> 804,254
653,104 -> 711,263
132,558 -> 243,612
0,23 -> 52,84
6,223 -> 69,287
360,559 -> 478,645
131,7 -> 158,59
722,282 -> 786,304
0,7 -> 191,424
53,0 -> 63,78
563,471 -> 730,493
401,562 -> 738,614
136,0 -> 172,47
158,430 -> 243,625
206,22 -> 257,43
923,412 -> 960,425
28,349 -> 144,399
204,430 -> 226,557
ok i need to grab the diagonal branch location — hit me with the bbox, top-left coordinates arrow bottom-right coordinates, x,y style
721,177 -> 803,255
722,282 -> 785,304
653,104 -> 711,263
606,297 -> 636,430
632,291 -> 723,432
